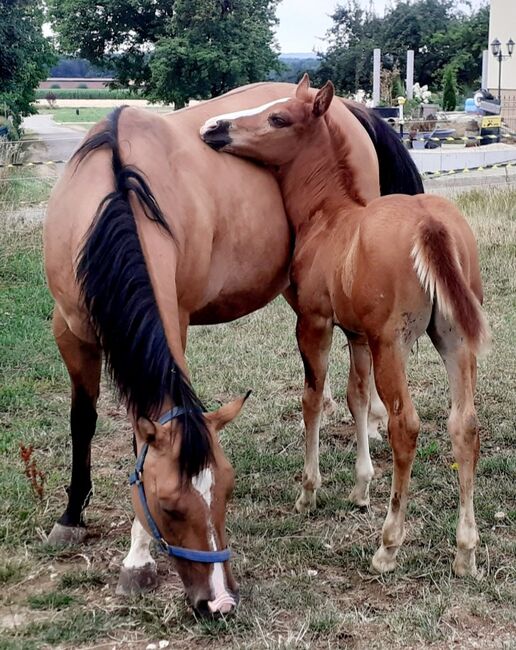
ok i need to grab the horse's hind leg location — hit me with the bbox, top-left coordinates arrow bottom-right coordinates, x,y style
428,319 -> 480,576
47,306 -> 101,544
347,341 -> 375,507
369,338 -> 420,573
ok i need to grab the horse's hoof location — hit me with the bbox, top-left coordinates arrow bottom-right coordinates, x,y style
295,491 -> 317,513
371,546 -> 397,573
116,564 -> 158,596
323,398 -> 337,418
348,486 -> 370,508
367,428 -> 383,441
453,549 -> 478,577
47,522 -> 87,545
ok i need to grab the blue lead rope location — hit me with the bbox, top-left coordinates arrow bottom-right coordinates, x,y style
129,408 -> 231,564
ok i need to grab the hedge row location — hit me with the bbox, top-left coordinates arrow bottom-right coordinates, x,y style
35,88 -> 137,100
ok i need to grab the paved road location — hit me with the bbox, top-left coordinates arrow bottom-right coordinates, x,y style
21,114 -> 83,165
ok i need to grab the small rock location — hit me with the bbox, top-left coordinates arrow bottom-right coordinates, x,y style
159,642 -> 170,649
146,644 -> 157,650
307,569 -> 318,577
494,511 -> 506,520
50,573 -> 58,580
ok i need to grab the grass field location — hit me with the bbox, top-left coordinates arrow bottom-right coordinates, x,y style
37,107 -> 114,124
0,188 -> 515,649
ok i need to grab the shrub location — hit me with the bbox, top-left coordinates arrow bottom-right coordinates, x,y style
442,67 -> 457,111
50,84 -> 61,89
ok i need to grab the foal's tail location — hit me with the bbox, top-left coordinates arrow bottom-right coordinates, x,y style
411,217 -> 491,356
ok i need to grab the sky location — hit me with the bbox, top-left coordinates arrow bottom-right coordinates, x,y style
275,0 -> 487,54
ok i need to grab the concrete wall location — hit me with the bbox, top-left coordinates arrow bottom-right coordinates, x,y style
487,0 -> 516,92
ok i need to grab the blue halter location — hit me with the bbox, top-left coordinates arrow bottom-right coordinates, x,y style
129,406 -> 231,564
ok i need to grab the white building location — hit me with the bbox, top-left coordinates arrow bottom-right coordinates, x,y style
487,0 -> 516,128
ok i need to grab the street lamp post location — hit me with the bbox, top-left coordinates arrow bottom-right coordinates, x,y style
490,37 -> 514,102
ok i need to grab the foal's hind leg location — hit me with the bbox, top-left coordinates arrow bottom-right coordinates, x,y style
48,307 -> 101,544
347,341 -> 375,507
429,321 -> 480,576
295,315 -> 333,513
369,339 -> 420,573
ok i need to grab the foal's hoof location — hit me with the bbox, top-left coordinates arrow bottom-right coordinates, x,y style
323,398 -> 338,418
371,546 -> 398,574
47,522 -> 87,546
295,490 -> 317,513
453,549 -> 478,578
348,486 -> 370,508
367,428 -> 383,442
116,564 -> 158,596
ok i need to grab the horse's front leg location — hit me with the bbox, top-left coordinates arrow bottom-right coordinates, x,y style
48,307 -> 101,544
294,314 -> 333,513
283,287 -> 337,417
116,518 -> 158,595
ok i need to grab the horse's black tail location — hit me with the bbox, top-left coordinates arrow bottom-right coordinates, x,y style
344,101 -> 424,196
74,106 -> 212,478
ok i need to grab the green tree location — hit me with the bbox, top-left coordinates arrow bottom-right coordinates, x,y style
442,65 -> 457,110
49,0 -> 176,89
0,0 -> 56,132
50,0 -> 280,105
149,0 -> 280,108
315,0 -> 489,97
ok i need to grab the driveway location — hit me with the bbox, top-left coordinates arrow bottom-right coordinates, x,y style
21,114 -> 83,165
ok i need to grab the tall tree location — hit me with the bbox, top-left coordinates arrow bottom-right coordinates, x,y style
49,0 -> 177,89
0,0 -> 56,132
50,0 -> 280,105
315,0 -> 489,96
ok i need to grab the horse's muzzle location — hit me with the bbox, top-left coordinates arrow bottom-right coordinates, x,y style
200,120 -> 232,151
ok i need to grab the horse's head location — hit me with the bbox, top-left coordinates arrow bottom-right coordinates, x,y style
200,74 -> 335,165
131,396 -> 248,616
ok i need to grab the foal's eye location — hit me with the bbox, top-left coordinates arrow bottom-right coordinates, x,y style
269,114 -> 290,128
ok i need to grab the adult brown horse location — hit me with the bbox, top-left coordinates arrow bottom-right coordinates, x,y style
44,81 -> 422,613
200,75 -> 490,577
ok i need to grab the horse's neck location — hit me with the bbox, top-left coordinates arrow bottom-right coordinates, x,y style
278,125 -> 366,233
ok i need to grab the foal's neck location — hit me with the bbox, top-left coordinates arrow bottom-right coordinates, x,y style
278,117 -> 366,232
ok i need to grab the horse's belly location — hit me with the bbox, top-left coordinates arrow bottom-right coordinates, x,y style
190,246 -> 290,325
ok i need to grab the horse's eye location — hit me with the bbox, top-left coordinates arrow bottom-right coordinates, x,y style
162,507 -> 186,521
269,114 -> 290,128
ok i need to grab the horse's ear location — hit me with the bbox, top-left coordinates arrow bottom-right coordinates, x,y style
313,81 -> 335,118
205,391 -> 251,432
296,73 -> 311,100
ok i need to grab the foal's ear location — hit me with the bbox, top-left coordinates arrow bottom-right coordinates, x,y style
296,73 -> 311,101
205,391 -> 251,432
136,417 -> 157,443
313,81 -> 335,118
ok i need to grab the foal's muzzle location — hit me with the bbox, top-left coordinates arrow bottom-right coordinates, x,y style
200,120 -> 232,150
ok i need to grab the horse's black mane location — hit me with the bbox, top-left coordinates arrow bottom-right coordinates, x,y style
344,101 -> 424,196
74,106 -> 211,479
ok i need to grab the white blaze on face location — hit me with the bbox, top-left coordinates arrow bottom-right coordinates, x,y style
200,98 -> 291,136
192,467 -> 236,613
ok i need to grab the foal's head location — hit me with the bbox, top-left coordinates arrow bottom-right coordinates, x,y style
131,397 -> 247,616
200,74 -> 335,165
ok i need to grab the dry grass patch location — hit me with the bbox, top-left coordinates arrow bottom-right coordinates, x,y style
0,188 -> 514,648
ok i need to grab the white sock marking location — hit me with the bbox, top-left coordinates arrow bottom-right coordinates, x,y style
123,518 -> 154,569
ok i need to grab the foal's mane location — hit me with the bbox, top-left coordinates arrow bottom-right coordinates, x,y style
73,107 -> 211,479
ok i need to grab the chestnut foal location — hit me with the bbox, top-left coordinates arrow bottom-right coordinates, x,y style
201,75 -> 490,576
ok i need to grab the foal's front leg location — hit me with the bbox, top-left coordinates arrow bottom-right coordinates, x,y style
295,315 -> 333,513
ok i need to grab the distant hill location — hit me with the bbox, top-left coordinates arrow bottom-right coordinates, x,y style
279,53 -> 317,60
271,53 -> 320,83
